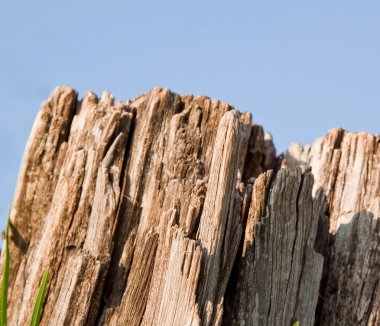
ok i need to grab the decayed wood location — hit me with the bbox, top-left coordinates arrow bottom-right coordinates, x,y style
2,86 -> 379,326
7,87 -> 78,324
99,91 -> 245,326
223,167 -> 324,326
7,89 -> 133,325
286,129 -> 380,325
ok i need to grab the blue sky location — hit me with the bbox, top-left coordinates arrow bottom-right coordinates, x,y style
0,1 -> 379,230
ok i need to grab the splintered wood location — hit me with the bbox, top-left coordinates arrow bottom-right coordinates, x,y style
2,87 -> 379,325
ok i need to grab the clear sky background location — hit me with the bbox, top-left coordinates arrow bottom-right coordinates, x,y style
0,1 -> 379,230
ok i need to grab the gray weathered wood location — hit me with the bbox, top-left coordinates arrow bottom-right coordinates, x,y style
223,167 -> 324,326
286,129 -> 380,325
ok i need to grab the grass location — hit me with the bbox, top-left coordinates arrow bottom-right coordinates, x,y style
0,213 -> 49,326
0,217 -> 10,326
30,267 -> 50,326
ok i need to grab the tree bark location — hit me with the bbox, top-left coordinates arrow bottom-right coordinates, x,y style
2,87 -> 379,325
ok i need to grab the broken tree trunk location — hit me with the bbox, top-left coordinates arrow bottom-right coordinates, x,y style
2,86 -> 379,326
285,130 -> 380,325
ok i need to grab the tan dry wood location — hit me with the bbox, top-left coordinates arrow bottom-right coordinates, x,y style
1,87 -> 379,326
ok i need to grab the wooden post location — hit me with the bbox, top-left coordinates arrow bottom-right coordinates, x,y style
2,87 -> 379,325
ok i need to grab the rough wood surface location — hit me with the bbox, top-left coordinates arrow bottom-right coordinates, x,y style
286,129 -> 380,325
1,86 -> 379,325
223,167 -> 324,326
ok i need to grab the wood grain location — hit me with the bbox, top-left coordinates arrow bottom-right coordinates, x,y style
1,87 -> 378,325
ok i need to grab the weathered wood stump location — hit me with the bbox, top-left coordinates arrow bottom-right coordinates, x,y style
2,86 -> 379,325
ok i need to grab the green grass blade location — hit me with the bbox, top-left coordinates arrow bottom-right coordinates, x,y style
30,267 -> 49,326
0,216 -> 10,326
293,322 -> 300,326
